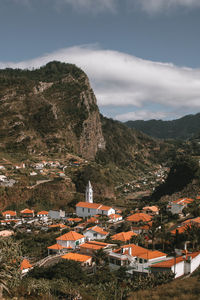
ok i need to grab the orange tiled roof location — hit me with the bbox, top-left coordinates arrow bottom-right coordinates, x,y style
62,253 -> 92,262
49,224 -> 67,229
37,211 -> 48,215
80,243 -> 105,250
2,210 -> 16,216
151,256 -> 184,268
172,198 -> 194,206
109,214 -> 122,220
171,224 -> 191,235
20,259 -> 32,270
85,225 -> 108,235
47,243 -> 65,250
111,231 -> 137,242
87,217 -> 99,223
56,231 -> 84,241
20,208 -> 34,214
137,250 -> 166,260
67,218 -> 82,222
126,213 -> 152,223
76,202 -> 112,211
143,206 -> 159,213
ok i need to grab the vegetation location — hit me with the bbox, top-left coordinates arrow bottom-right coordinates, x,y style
125,113 -> 200,140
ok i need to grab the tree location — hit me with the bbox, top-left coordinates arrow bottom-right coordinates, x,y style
0,238 -> 22,298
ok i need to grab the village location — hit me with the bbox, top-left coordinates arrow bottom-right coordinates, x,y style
1,180 -> 200,282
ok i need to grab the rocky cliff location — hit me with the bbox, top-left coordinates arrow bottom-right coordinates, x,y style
0,61 -> 105,160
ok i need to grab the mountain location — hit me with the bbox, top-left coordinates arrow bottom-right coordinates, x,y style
0,62 -> 176,211
125,113 -> 200,140
0,61 -> 105,160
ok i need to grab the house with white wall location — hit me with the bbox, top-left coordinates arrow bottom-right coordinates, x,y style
2,210 -> 17,219
37,211 -> 49,221
83,226 -> 109,240
56,231 -> 85,249
76,202 -> 115,218
108,244 -> 166,274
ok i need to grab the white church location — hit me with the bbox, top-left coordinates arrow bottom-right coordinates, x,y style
76,181 -> 115,218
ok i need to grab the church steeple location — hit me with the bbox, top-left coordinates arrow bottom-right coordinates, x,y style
85,181 -> 93,203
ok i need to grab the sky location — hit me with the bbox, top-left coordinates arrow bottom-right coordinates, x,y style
1,0 -> 200,121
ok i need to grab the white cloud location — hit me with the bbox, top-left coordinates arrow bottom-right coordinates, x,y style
134,0 -> 200,13
1,45 -> 200,120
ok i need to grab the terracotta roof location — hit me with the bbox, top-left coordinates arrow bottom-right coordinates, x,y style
172,198 -> 194,206
80,243 -> 105,251
76,202 -> 112,211
20,259 -> 32,270
143,206 -> 159,212
85,226 -> 108,235
87,217 -> 99,223
126,213 -> 152,223
62,253 -> 92,262
47,243 -> 65,250
137,250 -> 166,260
37,211 -> 48,215
111,231 -> 137,242
76,202 -> 101,209
151,256 -> 184,268
67,218 -> 82,222
2,210 -> 16,216
20,208 -> 34,214
171,224 -> 191,235
56,231 -> 84,241
49,224 -> 67,229
109,214 -> 122,220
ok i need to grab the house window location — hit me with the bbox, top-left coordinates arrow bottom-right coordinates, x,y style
88,209 -> 90,213
139,258 -> 143,264
82,208 -> 84,212
94,233 -> 97,237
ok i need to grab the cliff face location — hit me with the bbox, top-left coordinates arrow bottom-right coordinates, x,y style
0,61 -> 105,160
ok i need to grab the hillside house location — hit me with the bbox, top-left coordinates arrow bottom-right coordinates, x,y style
20,209 -> 34,218
170,198 -> 194,215
111,231 -> 137,243
2,210 -> 17,219
20,259 -> 33,275
83,225 -> 109,240
48,210 -> 65,219
79,241 -> 114,256
56,231 -> 85,249
62,253 -> 92,266
37,211 -> 49,220
108,214 -> 123,223
108,244 -> 166,274
142,206 -> 159,216
76,202 -> 115,218
126,213 -> 152,233
47,243 -> 68,255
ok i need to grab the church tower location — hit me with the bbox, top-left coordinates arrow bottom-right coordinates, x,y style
85,181 -> 93,203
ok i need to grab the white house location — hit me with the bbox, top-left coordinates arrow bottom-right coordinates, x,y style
83,226 -> 109,240
151,251 -> 200,278
76,202 -> 115,218
20,259 -> 33,275
56,231 -> 85,249
108,214 -> 123,223
37,211 -> 49,221
109,244 -> 167,274
48,210 -> 65,219
2,210 -> 17,219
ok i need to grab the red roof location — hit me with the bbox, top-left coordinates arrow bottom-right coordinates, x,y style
47,243 -> 65,250
62,253 -> 92,262
126,213 -> 152,222
151,256 -> 184,268
2,210 -> 16,216
20,208 -> 34,214
76,202 -> 112,211
56,231 -> 84,241
172,198 -> 194,206
20,259 -> 32,270
37,211 -> 48,215
111,231 -> 137,242
85,226 -> 108,235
